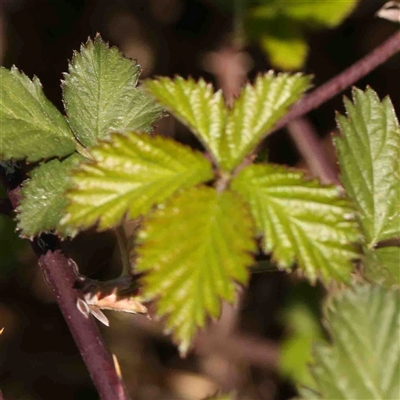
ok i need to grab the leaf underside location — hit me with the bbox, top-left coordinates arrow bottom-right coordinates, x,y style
145,73 -> 310,171
136,186 -> 256,355
63,35 -> 163,147
0,67 -> 76,161
231,164 -> 360,283
17,153 -> 84,238
300,285 -> 399,400
63,132 -> 213,231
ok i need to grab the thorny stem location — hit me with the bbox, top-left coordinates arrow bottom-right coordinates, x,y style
39,250 -> 130,400
271,29 -> 400,134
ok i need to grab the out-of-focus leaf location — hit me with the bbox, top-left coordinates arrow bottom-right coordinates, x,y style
280,303 -> 323,388
0,67 -> 76,161
17,153 -> 84,238
247,0 -> 358,69
276,0 -> 358,27
146,73 -> 310,171
365,247 -> 400,287
63,35 -> 163,147
231,164 -> 360,283
299,285 -> 399,400
136,187 -> 256,355
260,27 -> 308,71
63,132 -> 213,231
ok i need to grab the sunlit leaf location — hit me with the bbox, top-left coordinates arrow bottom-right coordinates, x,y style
224,72 -> 311,170
335,87 -> 400,248
299,285 -> 399,399
136,187 -> 256,355
17,153 -> 84,238
63,35 -> 163,147
231,164 -> 360,283
0,67 -> 76,161
144,77 -> 227,165
63,132 -> 213,230
145,73 -> 310,171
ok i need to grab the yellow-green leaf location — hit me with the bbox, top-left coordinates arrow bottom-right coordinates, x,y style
63,132 -> 213,231
145,73 -> 310,171
136,187 -> 256,355
231,164 -> 360,283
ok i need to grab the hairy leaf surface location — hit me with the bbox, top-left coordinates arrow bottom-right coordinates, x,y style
63,36 -> 163,147
145,74 -> 309,171
63,132 -> 213,230
17,154 -> 83,238
231,164 -> 360,282
0,67 -> 76,161
145,77 -> 227,165
300,285 -> 399,400
335,87 -> 400,247
136,187 -> 256,355
225,72 -> 310,170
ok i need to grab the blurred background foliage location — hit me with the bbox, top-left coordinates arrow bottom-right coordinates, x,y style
0,1 -> 399,399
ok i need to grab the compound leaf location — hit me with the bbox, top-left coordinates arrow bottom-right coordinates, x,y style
63,35 -> 163,147
136,187 -> 256,355
0,67 -> 76,161
17,153 -> 84,238
335,88 -> 400,248
225,72 -> 310,170
144,77 -> 227,165
300,285 -> 399,400
63,132 -> 213,230
231,164 -> 360,283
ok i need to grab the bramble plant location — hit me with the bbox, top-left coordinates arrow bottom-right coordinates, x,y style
0,12 -> 399,400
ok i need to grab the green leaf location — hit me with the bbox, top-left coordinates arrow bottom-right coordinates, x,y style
136,187 -> 256,355
300,285 -> 400,400
0,67 -> 76,161
365,247 -> 400,287
231,164 -> 360,283
63,35 -> 163,147
280,303 -> 323,388
144,77 -> 227,165
260,28 -> 308,71
63,132 -> 213,231
17,153 -> 84,238
278,0 -> 358,28
335,87 -> 400,248
225,72 -> 311,170
145,73 -> 310,171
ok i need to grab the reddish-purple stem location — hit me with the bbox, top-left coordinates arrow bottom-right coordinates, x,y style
39,250 -> 130,400
272,29 -> 400,134
287,117 -> 339,184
